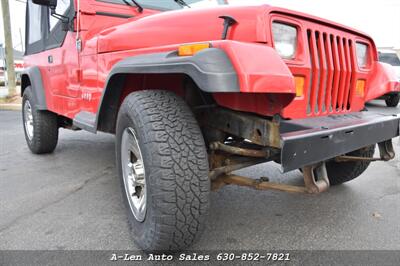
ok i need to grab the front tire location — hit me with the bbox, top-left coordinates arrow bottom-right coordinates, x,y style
22,87 -> 58,154
385,94 -> 400,107
116,90 -> 210,253
326,145 -> 375,185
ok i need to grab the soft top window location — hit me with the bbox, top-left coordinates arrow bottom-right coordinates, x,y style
25,0 -> 74,55
49,0 -> 71,31
28,2 -> 42,44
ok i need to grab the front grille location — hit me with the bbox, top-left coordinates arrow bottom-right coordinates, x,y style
306,29 -> 356,114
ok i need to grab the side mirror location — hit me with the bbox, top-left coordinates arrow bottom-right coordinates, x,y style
33,0 -> 72,31
32,0 -> 57,8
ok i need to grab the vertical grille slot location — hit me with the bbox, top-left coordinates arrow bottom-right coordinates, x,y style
308,30 -> 320,114
347,40 -> 357,109
317,32 -> 327,113
342,38 -> 352,110
331,35 -> 341,111
337,37 -> 347,110
306,29 -> 356,115
324,34 -> 334,112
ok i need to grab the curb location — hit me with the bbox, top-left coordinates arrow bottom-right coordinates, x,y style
0,103 -> 22,111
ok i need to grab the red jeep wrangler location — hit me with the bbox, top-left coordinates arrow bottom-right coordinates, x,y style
22,0 -> 399,252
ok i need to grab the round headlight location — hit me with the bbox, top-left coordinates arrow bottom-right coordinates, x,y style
272,22 -> 298,59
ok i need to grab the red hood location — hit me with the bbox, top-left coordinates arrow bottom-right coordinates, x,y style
97,5 -> 268,53
97,4 -> 376,54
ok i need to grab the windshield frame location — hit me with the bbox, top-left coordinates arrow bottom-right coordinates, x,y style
95,0 -> 221,11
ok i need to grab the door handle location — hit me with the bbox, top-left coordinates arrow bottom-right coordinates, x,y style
48,55 -> 53,64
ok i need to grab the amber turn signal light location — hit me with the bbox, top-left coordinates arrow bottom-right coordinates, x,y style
178,43 -> 211,56
356,80 -> 366,97
294,76 -> 305,97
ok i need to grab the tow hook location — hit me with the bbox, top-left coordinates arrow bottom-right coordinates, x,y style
378,140 -> 395,161
335,140 -> 395,162
302,163 -> 330,194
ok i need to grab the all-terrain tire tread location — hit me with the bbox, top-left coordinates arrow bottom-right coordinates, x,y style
118,90 -> 209,252
23,87 -> 58,154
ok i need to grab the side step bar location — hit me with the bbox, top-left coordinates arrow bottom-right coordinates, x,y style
73,111 -> 97,133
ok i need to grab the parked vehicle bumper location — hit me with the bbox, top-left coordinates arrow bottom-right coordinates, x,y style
280,112 -> 400,172
382,91 -> 400,97
366,62 -> 400,102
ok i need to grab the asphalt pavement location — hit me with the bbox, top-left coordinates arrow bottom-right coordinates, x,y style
0,101 -> 399,252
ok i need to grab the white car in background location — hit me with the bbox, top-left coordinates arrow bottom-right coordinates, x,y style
378,50 -> 400,107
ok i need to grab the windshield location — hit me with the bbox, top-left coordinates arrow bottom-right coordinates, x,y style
98,0 -> 228,11
379,53 -> 400,66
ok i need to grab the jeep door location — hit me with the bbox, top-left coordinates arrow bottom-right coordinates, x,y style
37,0 -> 80,116
25,0 -> 81,117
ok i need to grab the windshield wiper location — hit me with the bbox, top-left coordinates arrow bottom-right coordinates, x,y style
122,0 -> 143,13
174,0 -> 191,8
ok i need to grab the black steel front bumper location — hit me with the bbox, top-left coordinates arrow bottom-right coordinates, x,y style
280,112 -> 400,172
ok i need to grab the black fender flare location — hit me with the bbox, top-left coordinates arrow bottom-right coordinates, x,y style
96,48 -> 239,132
20,66 -> 47,110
